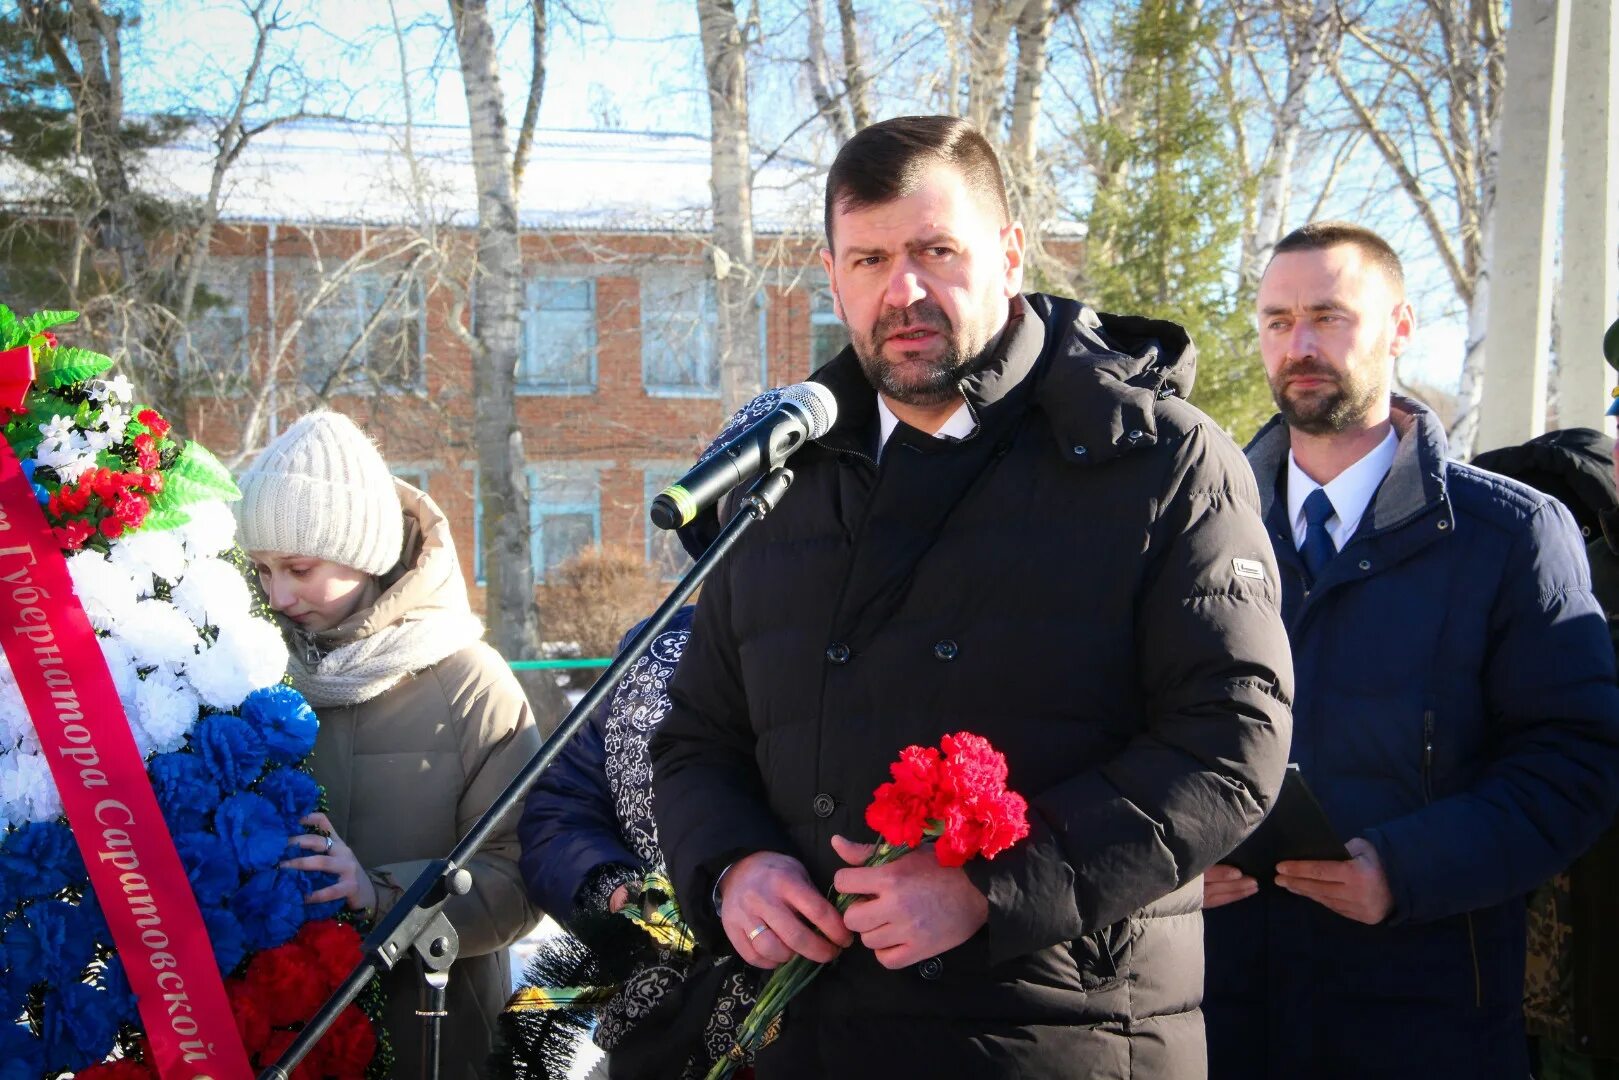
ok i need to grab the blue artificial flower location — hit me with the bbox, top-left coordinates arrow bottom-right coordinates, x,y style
148,750 -> 222,833
193,712 -> 268,792
0,819 -> 85,901
0,1021 -> 45,1080
93,956 -> 140,1027
215,790 -> 289,874
40,981 -> 117,1073
201,903 -> 249,974
18,459 -> 35,481
256,766 -> 321,827
30,483 -> 48,505
289,863 -> 345,923
240,684 -> 320,765
175,830 -> 239,904
0,941 -> 20,1030
76,888 -> 113,950
4,899 -> 96,989
230,868 -> 306,952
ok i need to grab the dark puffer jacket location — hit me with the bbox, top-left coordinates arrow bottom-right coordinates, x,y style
650,294 -> 1294,1079
1204,403 -> 1619,1080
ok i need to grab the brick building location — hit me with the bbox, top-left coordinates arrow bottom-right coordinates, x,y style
150,119 -> 851,610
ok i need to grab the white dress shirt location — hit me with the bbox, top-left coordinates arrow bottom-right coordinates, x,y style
1286,428 -> 1398,550
876,395 -> 977,458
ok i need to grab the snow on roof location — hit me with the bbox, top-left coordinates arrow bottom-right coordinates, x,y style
136,119 -> 830,235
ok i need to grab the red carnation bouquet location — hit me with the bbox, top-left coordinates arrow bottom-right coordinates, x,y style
706,732 -> 1029,1079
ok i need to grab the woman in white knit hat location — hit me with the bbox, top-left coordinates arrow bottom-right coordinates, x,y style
235,409 -> 542,1080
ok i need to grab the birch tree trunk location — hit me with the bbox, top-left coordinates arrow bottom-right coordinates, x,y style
966,0 -> 1026,134
806,0 -> 852,142
697,0 -> 763,415
449,0 -> 567,724
836,0 -> 873,131
1237,0 -> 1339,294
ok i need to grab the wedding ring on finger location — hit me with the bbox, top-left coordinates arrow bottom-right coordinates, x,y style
323,834 -> 334,854
747,923 -> 769,942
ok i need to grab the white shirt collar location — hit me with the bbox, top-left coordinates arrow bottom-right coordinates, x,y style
875,395 -> 977,457
1286,428 -> 1398,550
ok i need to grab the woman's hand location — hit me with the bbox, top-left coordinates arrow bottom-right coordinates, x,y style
281,811 -> 379,915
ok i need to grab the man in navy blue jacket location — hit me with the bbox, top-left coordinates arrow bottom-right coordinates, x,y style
1202,221 -> 1619,1079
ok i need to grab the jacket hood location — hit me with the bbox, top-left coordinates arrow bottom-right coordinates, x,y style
1471,427 -> 1617,541
290,479 -> 477,649
672,293 -> 1200,557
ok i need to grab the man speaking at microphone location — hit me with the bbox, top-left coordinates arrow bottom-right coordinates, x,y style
650,115 -> 1293,1079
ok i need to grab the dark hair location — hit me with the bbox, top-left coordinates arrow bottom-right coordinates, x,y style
824,115 -> 1010,247
1271,221 -> 1405,292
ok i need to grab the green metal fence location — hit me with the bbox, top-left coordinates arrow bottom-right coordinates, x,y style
508,658 -> 612,671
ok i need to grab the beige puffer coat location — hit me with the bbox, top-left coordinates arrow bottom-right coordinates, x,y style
286,483 -> 542,1079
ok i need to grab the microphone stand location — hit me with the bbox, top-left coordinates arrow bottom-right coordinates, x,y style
261,466 -> 797,1080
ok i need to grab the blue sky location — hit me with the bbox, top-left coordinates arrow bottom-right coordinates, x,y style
127,0 -> 1469,388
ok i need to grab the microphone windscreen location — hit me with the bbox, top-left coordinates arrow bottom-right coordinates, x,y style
779,381 -> 838,439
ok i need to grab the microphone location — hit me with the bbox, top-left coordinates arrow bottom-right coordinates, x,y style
649,381 -> 838,530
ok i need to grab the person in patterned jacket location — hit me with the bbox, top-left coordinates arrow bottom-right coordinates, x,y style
517,603 -> 763,1079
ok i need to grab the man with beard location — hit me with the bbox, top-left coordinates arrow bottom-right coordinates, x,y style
1200,221 -> 1619,1079
649,114 -> 1294,1079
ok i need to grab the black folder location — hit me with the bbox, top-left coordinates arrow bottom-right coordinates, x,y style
1224,765 -> 1349,883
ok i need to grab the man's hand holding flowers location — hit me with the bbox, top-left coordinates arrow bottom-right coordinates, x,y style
718,850 -> 852,968
832,834 -> 989,968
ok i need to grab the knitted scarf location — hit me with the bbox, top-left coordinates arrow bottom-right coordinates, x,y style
286,609 -> 487,708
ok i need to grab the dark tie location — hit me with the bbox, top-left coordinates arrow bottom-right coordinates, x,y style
1300,487 -> 1337,584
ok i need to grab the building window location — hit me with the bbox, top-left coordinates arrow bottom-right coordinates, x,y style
527,464 -> 601,581
642,267 -> 718,396
643,464 -> 695,581
520,277 -> 596,393
390,466 -> 429,494
183,262 -> 251,382
810,288 -> 847,371
298,268 -> 425,393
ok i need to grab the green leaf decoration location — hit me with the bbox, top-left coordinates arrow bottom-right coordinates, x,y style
6,398 -> 78,457
0,307 -> 17,350
138,505 -> 193,534
38,346 -> 114,388
19,309 -> 78,339
162,440 -> 240,504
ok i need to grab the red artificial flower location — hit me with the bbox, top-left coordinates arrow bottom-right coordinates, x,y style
313,1003 -> 378,1079
245,941 -> 328,1028
41,331 -> 57,349
115,490 -> 149,529
98,516 -> 124,539
296,919 -> 363,993
865,745 -> 946,849
133,433 -> 159,470
54,484 -> 91,516
53,519 -> 94,551
137,408 -> 171,439
227,978 -> 272,1054
73,1062 -> 154,1080
139,470 -> 163,494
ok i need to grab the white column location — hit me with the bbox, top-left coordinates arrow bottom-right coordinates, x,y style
1477,0 -> 1570,452
1556,0 -> 1619,433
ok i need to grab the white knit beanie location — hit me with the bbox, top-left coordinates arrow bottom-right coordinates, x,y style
234,411 -> 404,574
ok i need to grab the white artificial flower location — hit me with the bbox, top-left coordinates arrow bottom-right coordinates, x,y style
170,557 -> 252,629
133,668 -> 200,755
110,528 -> 189,596
65,551 -> 141,633
121,599 -> 202,666
0,750 -> 61,825
0,665 -> 31,755
38,414 -> 76,443
92,375 -> 135,404
53,455 -> 96,484
99,404 -> 131,439
83,427 -> 114,453
186,619 -> 288,711
98,634 -> 139,702
178,499 -> 240,559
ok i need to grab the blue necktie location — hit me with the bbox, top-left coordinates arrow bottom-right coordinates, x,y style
1300,487 -> 1337,584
